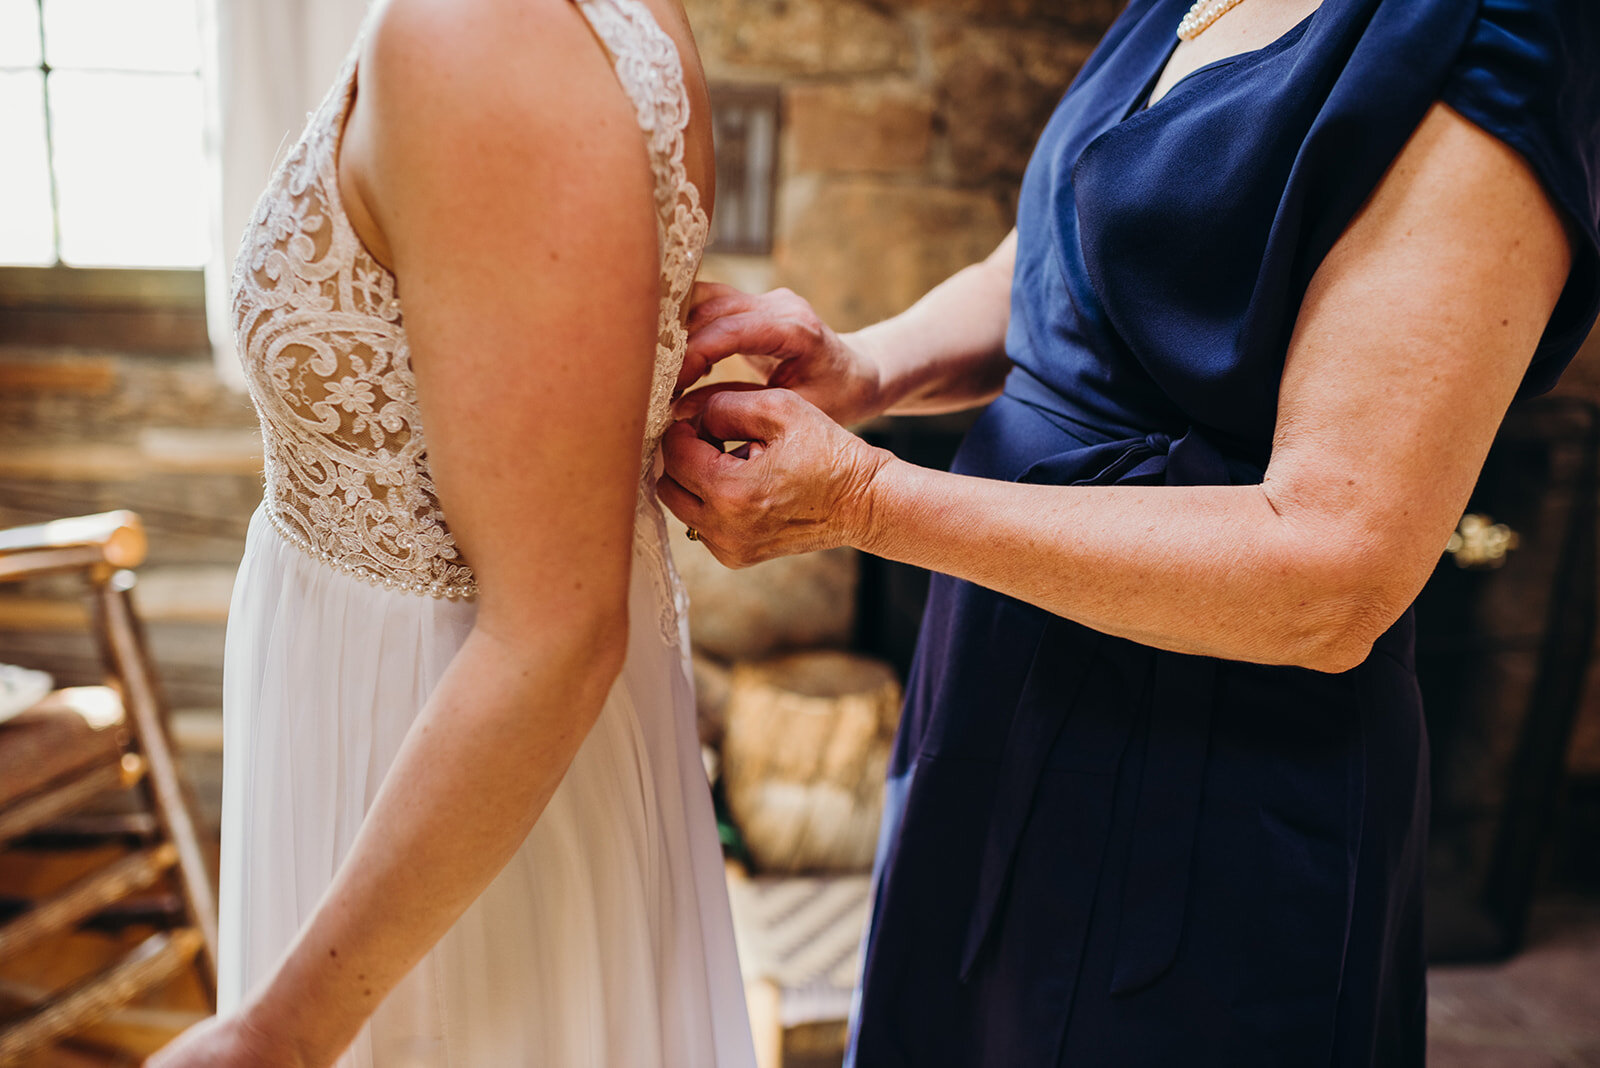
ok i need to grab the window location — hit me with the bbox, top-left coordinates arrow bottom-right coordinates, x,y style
0,0 -> 208,269
708,84 -> 780,256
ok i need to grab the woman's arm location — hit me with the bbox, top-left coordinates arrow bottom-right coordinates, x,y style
156,2 -> 662,1064
855,229 -> 1018,416
662,103 -> 1572,674
679,231 -> 1016,425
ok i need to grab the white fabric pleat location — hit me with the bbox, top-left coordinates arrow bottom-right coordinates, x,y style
219,506 -> 755,1066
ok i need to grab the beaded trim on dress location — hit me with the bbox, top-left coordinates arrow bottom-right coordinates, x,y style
230,0 -> 708,617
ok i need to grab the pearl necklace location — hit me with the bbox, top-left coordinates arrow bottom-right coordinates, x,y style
1177,0 -> 1249,40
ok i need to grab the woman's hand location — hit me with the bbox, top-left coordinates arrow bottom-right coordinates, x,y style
658,386 -> 892,567
680,230 -> 1018,422
665,106 -> 1574,673
145,1010 -> 308,1068
678,284 -> 888,426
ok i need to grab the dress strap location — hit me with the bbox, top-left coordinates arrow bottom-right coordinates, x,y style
568,0 -> 711,652
567,0 -> 708,438
568,0 -> 706,263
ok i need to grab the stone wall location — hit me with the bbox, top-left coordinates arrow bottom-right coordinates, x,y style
1553,334 -> 1600,776
690,0 -> 1124,329
5,0 -> 1598,845
683,0 -> 1600,783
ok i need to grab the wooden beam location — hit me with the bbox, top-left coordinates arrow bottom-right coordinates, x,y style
0,975 -> 203,1061
94,578 -> 218,996
16,813 -> 159,848
0,757 -> 144,850
0,928 -> 203,1064
0,757 -> 145,849
0,512 -> 146,583
0,844 -> 178,960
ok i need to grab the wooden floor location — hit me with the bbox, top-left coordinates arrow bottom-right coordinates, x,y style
4,831 -> 1598,1065
1430,898 -> 1600,1067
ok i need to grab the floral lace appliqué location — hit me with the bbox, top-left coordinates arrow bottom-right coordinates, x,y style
576,0 -> 709,646
231,0 -> 709,644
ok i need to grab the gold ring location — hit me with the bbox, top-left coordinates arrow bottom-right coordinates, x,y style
685,527 -> 701,542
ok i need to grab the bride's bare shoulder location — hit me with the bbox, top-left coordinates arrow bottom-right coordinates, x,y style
363,0 -> 608,105
342,0 -> 653,268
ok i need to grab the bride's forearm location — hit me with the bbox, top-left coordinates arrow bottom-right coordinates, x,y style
847,231 -> 1017,417
240,617 -> 627,1065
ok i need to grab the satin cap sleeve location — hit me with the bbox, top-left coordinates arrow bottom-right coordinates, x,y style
1440,0 -> 1600,393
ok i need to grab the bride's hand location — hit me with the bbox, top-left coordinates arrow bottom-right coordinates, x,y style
677,283 -> 886,427
658,386 -> 892,567
145,1010 -> 310,1068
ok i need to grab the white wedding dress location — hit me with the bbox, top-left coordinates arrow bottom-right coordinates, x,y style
218,2 -> 755,1064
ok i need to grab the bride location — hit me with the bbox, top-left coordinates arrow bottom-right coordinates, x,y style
150,0 -> 754,1064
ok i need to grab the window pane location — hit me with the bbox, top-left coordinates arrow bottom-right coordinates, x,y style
43,0 -> 200,72
0,71 -> 55,265
0,0 -> 42,68
50,71 -> 207,267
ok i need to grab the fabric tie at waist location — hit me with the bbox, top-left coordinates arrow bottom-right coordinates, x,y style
958,413 -> 1243,999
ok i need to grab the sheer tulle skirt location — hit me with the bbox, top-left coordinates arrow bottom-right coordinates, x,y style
218,506 -> 754,1066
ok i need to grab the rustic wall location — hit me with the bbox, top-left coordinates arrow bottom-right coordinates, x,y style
686,0 -> 1600,782
1553,335 -> 1600,775
6,0 -> 1598,818
0,350 -> 259,716
0,2 -> 1130,845
691,0 -> 1124,329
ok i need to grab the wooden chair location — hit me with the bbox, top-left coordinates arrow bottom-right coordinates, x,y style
727,863 -> 872,1068
0,511 -> 217,1065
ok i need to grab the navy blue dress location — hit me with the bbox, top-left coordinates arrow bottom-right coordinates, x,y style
846,1 -> 1600,1065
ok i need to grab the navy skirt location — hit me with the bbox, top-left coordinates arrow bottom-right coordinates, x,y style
843,0 -> 1600,1057
846,387 -> 1430,1066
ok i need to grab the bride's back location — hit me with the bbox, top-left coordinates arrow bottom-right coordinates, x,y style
341,0 -> 716,277
231,0 -> 716,599
217,2 -> 754,1063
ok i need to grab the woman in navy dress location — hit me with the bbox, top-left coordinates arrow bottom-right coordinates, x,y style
663,0 -> 1600,1062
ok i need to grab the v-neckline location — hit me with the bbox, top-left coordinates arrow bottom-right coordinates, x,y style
1125,4 -> 1321,120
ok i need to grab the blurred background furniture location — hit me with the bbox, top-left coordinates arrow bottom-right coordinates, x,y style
0,511 -> 217,1067
714,650 -> 899,1068
729,869 -> 873,1068
722,653 -> 900,876
1415,396 -> 1600,961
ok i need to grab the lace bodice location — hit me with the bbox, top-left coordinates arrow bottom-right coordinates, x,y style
231,0 -> 708,603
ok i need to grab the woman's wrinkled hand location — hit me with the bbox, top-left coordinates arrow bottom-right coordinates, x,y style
678,282 -> 886,427
658,386 -> 893,567
145,1011 -> 310,1068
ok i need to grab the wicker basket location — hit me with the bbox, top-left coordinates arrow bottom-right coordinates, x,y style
722,651 -> 902,874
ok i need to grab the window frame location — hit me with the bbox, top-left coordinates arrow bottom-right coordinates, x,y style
0,0 -> 210,350
0,265 -> 208,352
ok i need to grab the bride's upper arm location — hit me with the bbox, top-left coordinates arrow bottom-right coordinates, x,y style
348,0 -> 660,640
